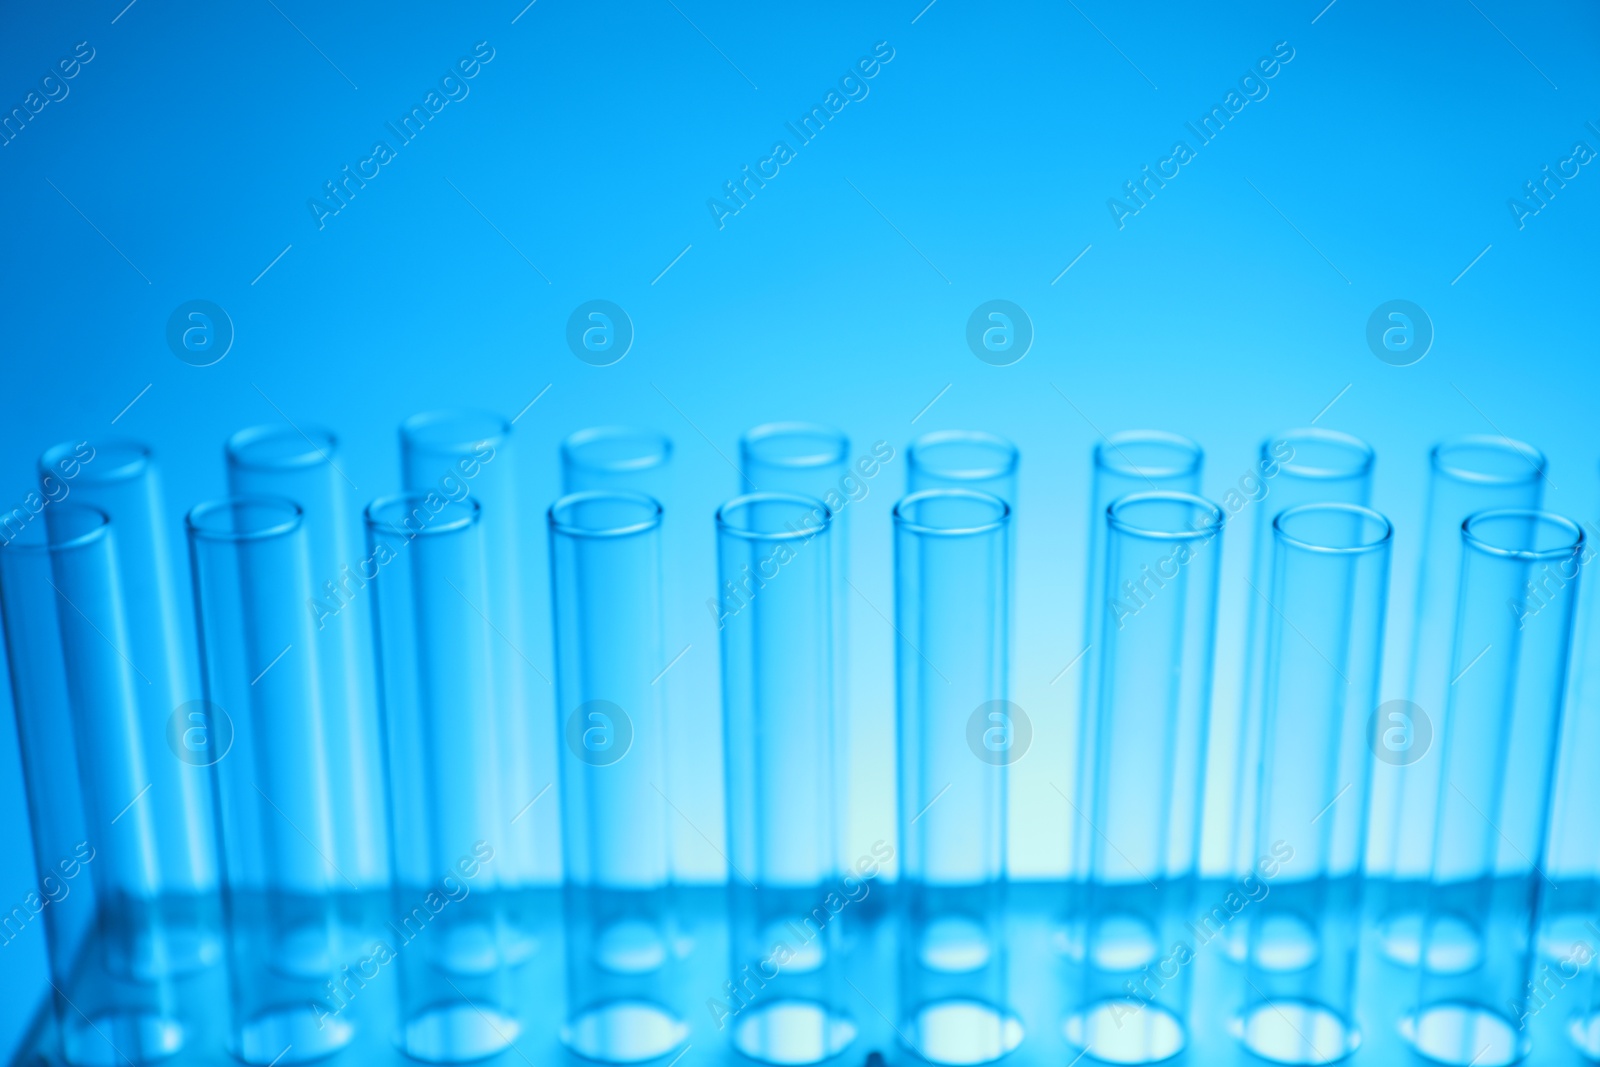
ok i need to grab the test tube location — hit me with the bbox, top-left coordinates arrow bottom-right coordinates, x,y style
1076,433 -> 1203,883
226,426 -> 388,893
1403,511 -> 1584,1067
187,498 -> 354,1064
561,426 -> 673,495
894,489 -> 1022,1065
715,492 -> 855,1063
0,505 -> 186,1066
1375,436 -> 1546,964
1066,491 -> 1224,1064
549,491 -> 686,1062
365,495 -> 522,1062
400,412 -> 543,898
1228,429 -> 1374,878
906,431 -> 1019,505
739,423 -> 857,872
1237,503 -> 1392,1064
38,441 -> 218,956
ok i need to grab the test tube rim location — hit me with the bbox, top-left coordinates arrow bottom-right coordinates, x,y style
1264,427 -> 1376,482
1092,429 -> 1203,480
225,424 -> 340,473
560,425 -> 674,474
1429,433 -> 1547,487
186,495 -> 304,544
39,439 -> 150,486
0,503 -> 112,556
364,492 -> 482,538
1272,502 -> 1393,557
548,490 -> 663,540
398,408 -> 511,456
907,428 -> 1020,483
739,421 -> 850,471
892,487 -> 1011,538
1106,490 -> 1224,542
715,491 -> 834,543
1460,508 -> 1584,562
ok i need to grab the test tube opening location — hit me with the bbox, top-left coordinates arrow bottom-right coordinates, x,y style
740,423 -> 849,474
1092,430 -> 1203,481
225,425 -> 340,473
1428,434 -> 1546,486
562,426 -> 673,475
907,431 -> 1019,484
1269,428 -> 1376,482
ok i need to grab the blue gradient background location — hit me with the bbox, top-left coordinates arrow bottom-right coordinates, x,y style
1,0 -> 1597,1055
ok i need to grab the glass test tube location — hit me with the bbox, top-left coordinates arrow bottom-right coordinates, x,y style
1375,436 -> 1546,964
561,426 -> 674,495
0,505 -> 185,1066
39,441 -> 218,964
894,489 -> 1022,1065
1406,511 -> 1585,1067
400,412 -> 544,898
1238,504 -> 1393,1065
716,492 -> 855,1064
226,427 -> 388,894
549,491 -> 686,1063
1229,429 -> 1374,883
366,495 -> 522,1062
739,423 -> 856,870
187,498 -> 354,1064
906,430 -> 1019,504
1066,491 -> 1224,1064
1076,433 -> 1203,883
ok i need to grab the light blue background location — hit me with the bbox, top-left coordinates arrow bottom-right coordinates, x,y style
1,0 -> 1597,1054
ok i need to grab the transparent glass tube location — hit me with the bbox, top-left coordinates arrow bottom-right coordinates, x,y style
38,441 -> 217,910
739,423 -> 856,872
906,430 -> 1019,505
1229,429 -> 1375,882
399,411 -> 544,891
1376,436 -> 1546,964
1407,511 -> 1584,1067
226,426 -> 387,889
0,505 -> 186,1066
1238,504 -> 1392,1065
561,426 -> 673,494
1075,433 -> 1203,882
714,492 -> 854,1064
549,491 -> 685,1062
1067,491 -> 1224,1065
365,495 -> 521,1063
894,489 -> 1021,1065
187,498 -> 354,1065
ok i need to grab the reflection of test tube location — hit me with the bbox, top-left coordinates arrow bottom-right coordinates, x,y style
187,498 -> 354,1064
399,412 -> 544,889
1238,504 -> 1392,1065
906,431 -> 1019,506
549,492 -> 686,1063
366,495 -> 522,1062
716,492 -> 854,1064
561,426 -> 673,495
894,489 -> 1021,1065
226,426 -> 388,890
0,506 -> 187,1066
39,441 -> 218,929
1076,433 -> 1202,882
1228,429 -> 1374,884
1405,511 -> 1584,1067
1375,436 -> 1546,964
1067,492 -> 1224,1064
